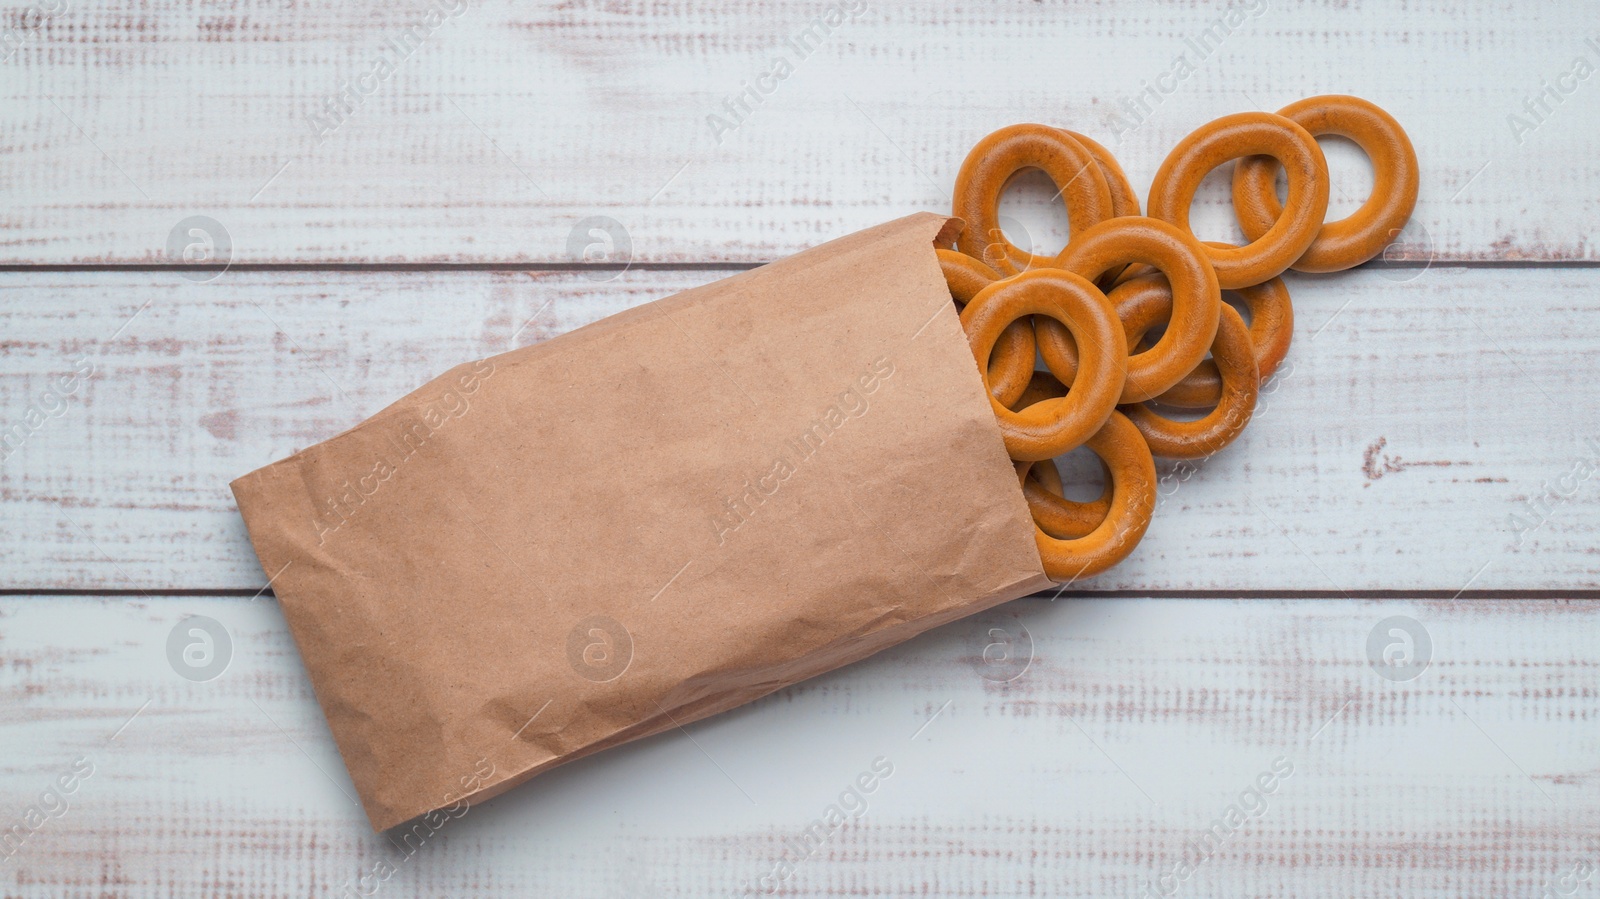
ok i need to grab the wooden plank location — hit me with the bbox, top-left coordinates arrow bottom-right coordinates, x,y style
2,595 -> 1595,897
1,0 -> 1596,264
0,266 -> 1596,592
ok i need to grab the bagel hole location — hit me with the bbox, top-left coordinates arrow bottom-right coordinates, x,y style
1144,401 -> 1211,422
1130,323 -> 1214,363
997,167 -> 1072,258
1044,446 -> 1107,502
1131,295 -> 1248,356
1132,323 -> 1167,357
1184,163 -> 1249,245
1223,292 -> 1251,326
1272,135 -> 1373,220
1320,135 -> 1374,219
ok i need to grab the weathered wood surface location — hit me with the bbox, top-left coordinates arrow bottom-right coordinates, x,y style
1,0 -> 1596,264
1,266 -> 1596,593
2,595 -> 1594,898
5,1 -> 1598,895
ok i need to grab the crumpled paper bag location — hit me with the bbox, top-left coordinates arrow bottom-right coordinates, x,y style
231,212 -> 1049,832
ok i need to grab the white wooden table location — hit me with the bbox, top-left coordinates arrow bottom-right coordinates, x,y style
4,2 -> 1598,896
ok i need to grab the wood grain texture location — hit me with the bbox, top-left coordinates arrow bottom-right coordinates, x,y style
2,595 -> 1595,898
4,2 -> 1596,893
1,0 -> 1596,264
2,266 -> 1596,592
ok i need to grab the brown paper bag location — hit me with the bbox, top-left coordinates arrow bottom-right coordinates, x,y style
231,212 -> 1050,832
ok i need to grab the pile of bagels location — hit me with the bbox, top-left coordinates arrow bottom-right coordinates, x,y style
941,95 -> 1418,583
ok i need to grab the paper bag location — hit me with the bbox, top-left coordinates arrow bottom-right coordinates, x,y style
231,212 -> 1050,832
